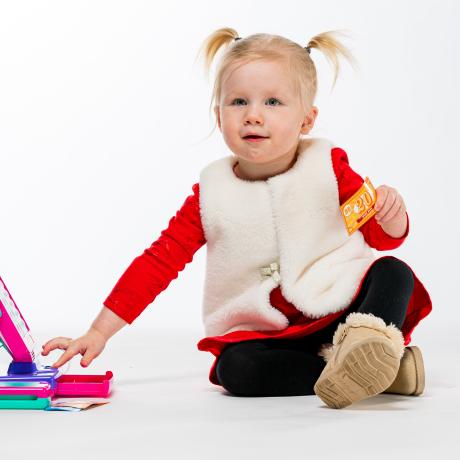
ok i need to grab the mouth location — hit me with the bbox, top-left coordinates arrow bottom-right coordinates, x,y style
243,135 -> 269,142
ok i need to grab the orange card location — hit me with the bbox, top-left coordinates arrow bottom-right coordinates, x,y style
340,177 -> 377,235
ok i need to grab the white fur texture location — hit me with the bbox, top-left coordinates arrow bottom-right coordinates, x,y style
318,312 -> 405,362
199,137 -> 377,337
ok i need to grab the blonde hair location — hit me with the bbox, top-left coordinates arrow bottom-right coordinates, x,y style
195,27 -> 358,137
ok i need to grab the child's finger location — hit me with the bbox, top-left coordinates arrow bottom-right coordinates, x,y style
41,337 -> 72,355
80,348 -> 99,367
374,187 -> 388,211
379,201 -> 403,223
376,192 -> 396,221
41,336 -> 72,350
51,346 -> 79,368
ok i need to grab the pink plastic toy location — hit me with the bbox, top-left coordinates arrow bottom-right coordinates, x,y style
0,275 -> 114,410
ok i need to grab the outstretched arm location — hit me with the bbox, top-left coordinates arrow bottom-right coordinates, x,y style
42,183 -> 206,368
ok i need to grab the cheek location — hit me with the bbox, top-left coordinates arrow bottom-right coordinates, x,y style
220,114 -> 238,133
271,120 -> 299,140
220,123 -> 240,148
222,131 -> 237,148
269,111 -> 300,131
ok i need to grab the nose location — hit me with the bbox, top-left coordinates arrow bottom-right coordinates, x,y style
244,105 -> 264,125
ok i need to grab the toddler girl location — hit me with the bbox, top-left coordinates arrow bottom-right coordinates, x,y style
42,28 -> 432,409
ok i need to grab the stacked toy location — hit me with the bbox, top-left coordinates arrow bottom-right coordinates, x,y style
0,276 -> 113,410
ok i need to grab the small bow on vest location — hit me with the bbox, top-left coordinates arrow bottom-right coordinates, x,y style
260,262 -> 281,282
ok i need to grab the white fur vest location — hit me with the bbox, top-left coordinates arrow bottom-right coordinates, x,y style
198,137 -> 376,337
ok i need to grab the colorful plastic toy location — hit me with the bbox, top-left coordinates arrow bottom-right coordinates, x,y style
0,275 -> 113,410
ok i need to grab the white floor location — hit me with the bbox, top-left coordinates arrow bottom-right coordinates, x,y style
0,326 -> 458,460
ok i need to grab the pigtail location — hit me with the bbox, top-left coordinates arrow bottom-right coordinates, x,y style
195,27 -> 240,78
306,30 -> 359,89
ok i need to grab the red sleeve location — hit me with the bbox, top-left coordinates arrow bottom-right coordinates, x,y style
331,147 -> 409,250
103,183 -> 206,324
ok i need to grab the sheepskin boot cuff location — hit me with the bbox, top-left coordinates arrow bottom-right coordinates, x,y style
318,312 -> 405,363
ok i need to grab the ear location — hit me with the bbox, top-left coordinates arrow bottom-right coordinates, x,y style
300,106 -> 319,135
214,105 -> 221,131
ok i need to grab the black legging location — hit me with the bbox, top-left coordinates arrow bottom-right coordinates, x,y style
215,256 -> 415,397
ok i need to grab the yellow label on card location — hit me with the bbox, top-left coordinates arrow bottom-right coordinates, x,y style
340,177 -> 377,235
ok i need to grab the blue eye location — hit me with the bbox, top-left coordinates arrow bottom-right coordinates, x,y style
267,98 -> 281,106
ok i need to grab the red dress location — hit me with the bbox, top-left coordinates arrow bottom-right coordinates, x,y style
103,148 -> 432,386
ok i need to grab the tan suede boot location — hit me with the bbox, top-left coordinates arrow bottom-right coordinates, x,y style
314,312 -> 405,409
383,345 -> 425,395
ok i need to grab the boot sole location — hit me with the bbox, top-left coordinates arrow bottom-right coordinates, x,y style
314,339 -> 400,409
407,345 -> 425,395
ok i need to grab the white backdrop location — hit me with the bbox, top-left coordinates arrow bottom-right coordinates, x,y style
0,0 -> 457,348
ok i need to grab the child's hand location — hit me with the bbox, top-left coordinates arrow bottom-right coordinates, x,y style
374,185 -> 406,223
374,185 -> 408,238
41,327 -> 107,368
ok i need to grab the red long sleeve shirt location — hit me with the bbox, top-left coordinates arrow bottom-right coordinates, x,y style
103,147 -> 409,325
